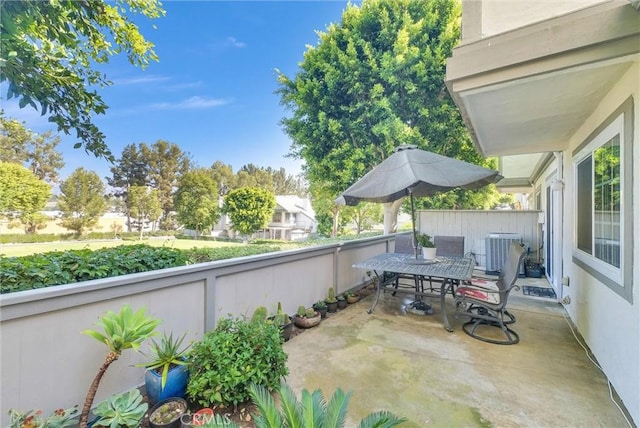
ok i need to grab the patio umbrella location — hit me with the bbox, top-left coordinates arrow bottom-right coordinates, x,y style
336,145 -> 502,258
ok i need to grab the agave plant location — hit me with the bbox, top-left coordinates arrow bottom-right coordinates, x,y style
79,305 -> 160,428
248,382 -> 407,428
92,389 -> 148,428
135,331 -> 191,389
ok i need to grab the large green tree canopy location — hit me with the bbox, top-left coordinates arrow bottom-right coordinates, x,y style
0,0 -> 164,160
224,187 -> 276,238
277,0 -> 497,213
0,161 -> 51,232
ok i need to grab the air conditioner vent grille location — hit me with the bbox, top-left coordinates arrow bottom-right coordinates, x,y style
485,233 -> 523,275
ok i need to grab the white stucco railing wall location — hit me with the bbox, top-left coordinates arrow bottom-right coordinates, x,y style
0,235 -> 393,425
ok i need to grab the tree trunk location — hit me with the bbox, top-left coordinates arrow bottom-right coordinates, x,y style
331,208 -> 340,238
79,351 -> 120,428
382,199 -> 403,235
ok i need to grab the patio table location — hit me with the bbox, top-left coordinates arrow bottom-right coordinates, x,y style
353,252 -> 475,332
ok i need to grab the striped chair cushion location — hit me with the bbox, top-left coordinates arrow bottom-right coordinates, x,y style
456,284 -> 500,304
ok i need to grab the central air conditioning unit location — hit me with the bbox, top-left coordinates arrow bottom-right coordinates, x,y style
485,233 -> 524,276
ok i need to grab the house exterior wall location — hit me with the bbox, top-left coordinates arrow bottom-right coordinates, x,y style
529,62 -> 639,423
461,0 -> 606,42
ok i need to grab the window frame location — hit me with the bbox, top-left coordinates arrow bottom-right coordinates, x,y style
571,97 -> 634,303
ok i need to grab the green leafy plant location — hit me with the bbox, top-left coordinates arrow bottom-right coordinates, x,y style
248,382 -> 407,428
325,287 -> 337,304
7,406 -> 79,428
92,389 -> 148,428
417,234 -> 435,248
187,315 -> 288,407
135,332 -> 191,389
79,305 -> 160,428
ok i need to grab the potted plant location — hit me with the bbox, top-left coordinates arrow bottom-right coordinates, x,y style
325,287 -> 339,313
268,301 -> 293,341
79,305 -> 160,428
312,300 -> 328,318
417,233 -> 437,260
92,389 -> 148,428
136,332 -> 191,406
336,293 -> 347,310
292,306 -> 321,329
8,406 -> 79,427
346,291 -> 360,304
148,397 -> 188,428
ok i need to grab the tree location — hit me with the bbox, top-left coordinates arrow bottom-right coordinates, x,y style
173,169 -> 220,239
1,0 -> 165,160
0,115 -> 65,183
142,140 -> 192,229
210,161 -> 237,191
0,161 -> 51,234
343,202 -> 384,235
58,168 -> 107,236
277,0 -> 498,232
127,186 -> 161,239
224,187 -> 276,239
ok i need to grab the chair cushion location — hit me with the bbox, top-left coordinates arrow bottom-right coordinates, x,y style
468,278 -> 499,291
456,286 -> 500,304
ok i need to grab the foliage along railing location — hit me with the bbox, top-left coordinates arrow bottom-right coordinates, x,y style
0,244 -> 282,294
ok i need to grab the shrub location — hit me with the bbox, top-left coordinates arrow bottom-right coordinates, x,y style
187,316 -> 288,407
184,245 -> 281,264
0,244 -> 189,293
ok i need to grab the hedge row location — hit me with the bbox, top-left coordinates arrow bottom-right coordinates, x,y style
0,231 -> 175,244
0,244 -> 281,294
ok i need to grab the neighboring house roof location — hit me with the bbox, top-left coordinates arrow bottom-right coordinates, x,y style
274,195 -> 316,222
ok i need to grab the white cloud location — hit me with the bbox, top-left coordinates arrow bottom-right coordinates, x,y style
112,75 -> 172,85
149,96 -> 229,111
226,37 -> 246,48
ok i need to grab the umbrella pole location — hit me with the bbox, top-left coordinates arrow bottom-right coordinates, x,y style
410,190 -> 418,259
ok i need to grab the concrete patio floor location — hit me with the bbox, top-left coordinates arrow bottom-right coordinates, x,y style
283,277 -> 631,427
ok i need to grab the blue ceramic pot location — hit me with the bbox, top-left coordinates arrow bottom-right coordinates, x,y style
145,364 -> 189,406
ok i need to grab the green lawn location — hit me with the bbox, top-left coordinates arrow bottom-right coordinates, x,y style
0,238 -> 241,258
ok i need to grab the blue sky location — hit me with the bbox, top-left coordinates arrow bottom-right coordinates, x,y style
2,1 -> 356,184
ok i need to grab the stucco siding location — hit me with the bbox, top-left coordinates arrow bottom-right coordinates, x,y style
462,0 -> 607,42
561,62 -> 639,423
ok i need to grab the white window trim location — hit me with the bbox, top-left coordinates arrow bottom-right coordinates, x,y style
573,114 -> 624,286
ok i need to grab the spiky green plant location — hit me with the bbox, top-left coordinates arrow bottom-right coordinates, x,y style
272,301 -> 290,326
135,331 -> 190,389
79,305 -> 160,428
92,389 -> 148,428
251,306 -> 269,323
248,382 -> 407,428
326,287 -> 337,303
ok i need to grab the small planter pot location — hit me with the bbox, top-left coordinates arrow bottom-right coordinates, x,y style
326,301 -> 338,313
422,247 -> 437,260
191,408 -> 214,426
148,397 -> 188,428
313,305 -> 328,319
280,320 -> 294,341
293,313 -> 321,329
337,299 -> 347,310
145,364 -> 189,406
346,294 -> 360,304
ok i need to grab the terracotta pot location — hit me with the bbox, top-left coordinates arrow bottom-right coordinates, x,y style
293,312 -> 321,328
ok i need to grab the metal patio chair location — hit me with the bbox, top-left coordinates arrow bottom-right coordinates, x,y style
454,242 -> 526,345
423,236 -> 465,294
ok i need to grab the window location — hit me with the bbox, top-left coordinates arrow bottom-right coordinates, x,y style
572,97 -> 633,302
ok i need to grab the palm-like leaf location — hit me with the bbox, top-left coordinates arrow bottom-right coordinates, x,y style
358,411 -> 408,428
301,388 -> 325,428
278,383 -> 304,428
249,383 -> 283,428
324,388 -> 352,428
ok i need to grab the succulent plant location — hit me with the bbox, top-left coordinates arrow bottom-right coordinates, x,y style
272,302 -> 290,326
296,305 -> 306,317
251,306 -> 268,323
325,287 -> 337,303
313,300 -> 327,309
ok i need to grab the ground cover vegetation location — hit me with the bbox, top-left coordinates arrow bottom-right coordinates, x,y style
0,243 -> 282,294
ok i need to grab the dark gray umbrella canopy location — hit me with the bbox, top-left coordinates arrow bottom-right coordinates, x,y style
336,145 -> 502,206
